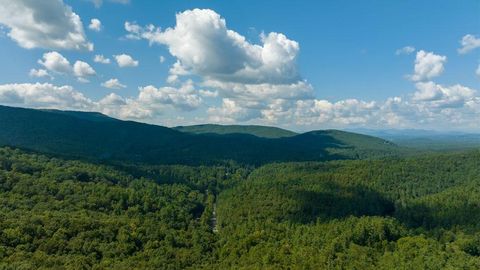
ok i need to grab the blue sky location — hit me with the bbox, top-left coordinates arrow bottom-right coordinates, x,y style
0,0 -> 479,131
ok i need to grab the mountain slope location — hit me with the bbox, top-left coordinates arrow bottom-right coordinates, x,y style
174,124 -> 297,138
0,105 -> 400,164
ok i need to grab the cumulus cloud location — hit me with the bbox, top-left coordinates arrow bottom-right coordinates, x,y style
395,46 -> 415,55
73,61 -> 96,81
0,83 -> 93,109
458,34 -> 480,54
159,56 -> 165,63
94,54 -> 111,64
124,9 -> 301,85
89,18 -> 102,32
29,68 -> 51,79
208,98 -> 261,123
137,81 -> 202,111
101,78 -> 126,89
202,80 -> 313,103
37,51 -> 95,81
410,50 -> 447,81
0,81 -> 204,120
0,0 -> 93,51
124,8 -> 317,124
114,54 -> 139,67
413,81 -> 476,108
38,51 -> 71,74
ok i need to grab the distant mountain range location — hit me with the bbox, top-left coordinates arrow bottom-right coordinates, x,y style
0,105 -> 399,165
350,128 -> 480,150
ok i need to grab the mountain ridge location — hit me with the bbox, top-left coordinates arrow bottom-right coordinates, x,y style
0,105 -> 400,165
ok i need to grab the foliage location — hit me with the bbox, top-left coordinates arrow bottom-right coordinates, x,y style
1,145 -> 480,269
174,124 -> 298,138
0,105 -> 400,166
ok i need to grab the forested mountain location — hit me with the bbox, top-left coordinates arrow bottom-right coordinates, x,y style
0,105 -> 399,165
1,147 -> 480,269
1,105 -> 479,269
174,124 -> 297,138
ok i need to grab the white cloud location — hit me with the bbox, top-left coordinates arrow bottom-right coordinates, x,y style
137,81 -> 202,111
0,81 -> 203,120
410,50 -> 447,81
458,34 -> 480,54
94,54 -> 111,64
208,98 -> 261,123
37,51 -> 95,81
73,61 -> 96,79
101,78 -> 126,89
124,9 -> 301,85
199,89 -> 218,98
476,64 -> 480,77
98,93 -> 151,119
395,46 -> 415,55
38,51 -> 71,74
29,68 -> 51,79
159,56 -> 165,63
413,81 -> 476,108
114,54 -> 139,67
89,18 -> 102,32
0,83 -> 93,109
90,0 -> 130,8
0,0 -> 93,51
124,8 -> 315,123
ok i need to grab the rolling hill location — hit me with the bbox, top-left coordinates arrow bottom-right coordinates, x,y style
174,124 -> 297,138
0,105 -> 400,165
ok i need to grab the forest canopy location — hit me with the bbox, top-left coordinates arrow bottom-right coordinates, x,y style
0,147 -> 479,269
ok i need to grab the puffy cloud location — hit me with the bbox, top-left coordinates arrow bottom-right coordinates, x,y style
29,68 -> 51,79
38,51 -> 71,74
98,93 -> 152,119
208,98 -> 261,123
73,61 -> 96,79
411,50 -> 447,81
0,83 -> 93,109
137,81 -> 202,111
114,54 -> 139,67
94,54 -> 111,64
0,0 -> 93,51
0,81 -> 204,120
101,78 -> 126,89
293,99 -> 378,126
124,9 -> 301,85
125,8 -> 314,121
458,34 -> 480,54
0,80 -> 478,131
395,46 -> 415,55
203,80 -> 313,101
159,56 -> 165,63
413,81 -> 476,109
89,18 -> 102,32
37,51 -> 95,81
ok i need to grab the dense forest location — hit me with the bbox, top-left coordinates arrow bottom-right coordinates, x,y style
1,146 -> 480,269
0,105 -> 401,165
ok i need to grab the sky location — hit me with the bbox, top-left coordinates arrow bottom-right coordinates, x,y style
0,0 -> 479,132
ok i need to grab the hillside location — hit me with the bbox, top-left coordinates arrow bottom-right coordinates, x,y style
0,105 -> 400,165
1,147 -> 480,269
174,124 -> 297,138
